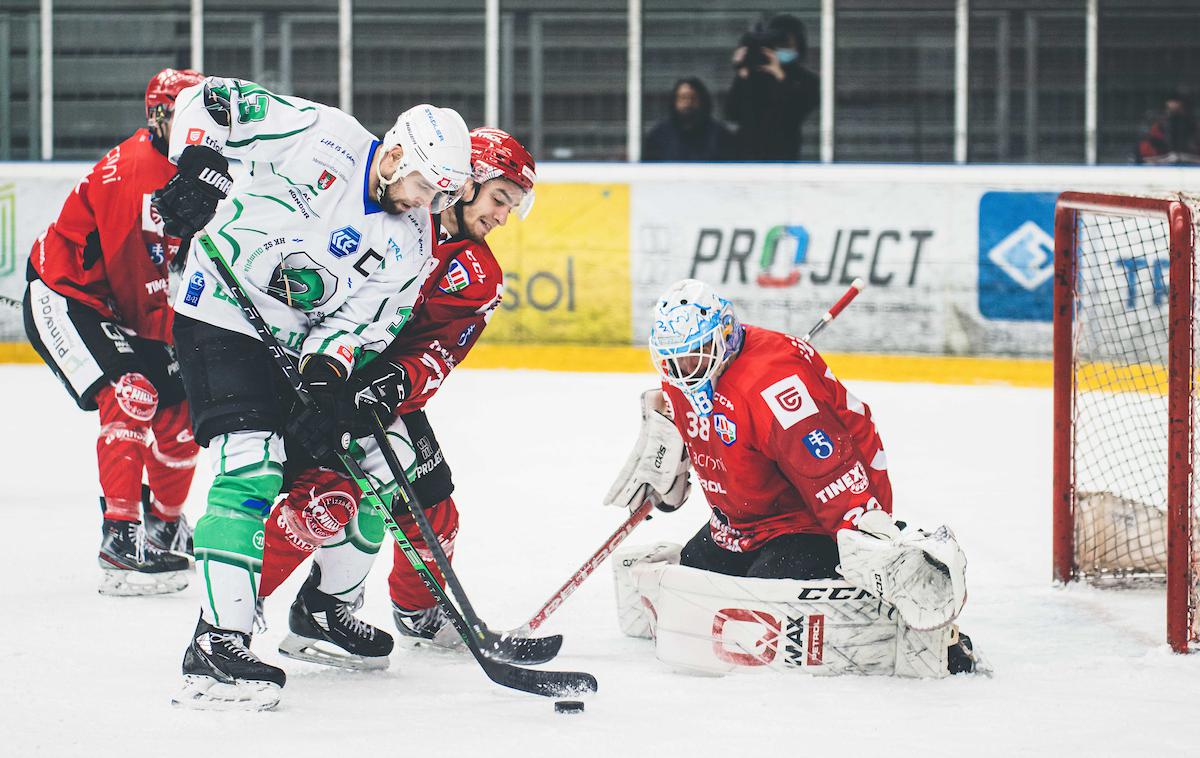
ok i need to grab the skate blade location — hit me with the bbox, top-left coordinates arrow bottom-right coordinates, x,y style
98,568 -> 189,596
278,633 -> 390,671
172,674 -> 281,711
395,633 -> 466,655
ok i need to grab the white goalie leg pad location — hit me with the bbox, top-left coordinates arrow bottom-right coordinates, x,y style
837,525 -> 968,632
612,542 -> 682,638
632,563 -> 951,678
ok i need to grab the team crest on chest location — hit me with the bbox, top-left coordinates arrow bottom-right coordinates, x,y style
317,170 -> 337,190
439,258 -> 471,293
713,413 -> 737,446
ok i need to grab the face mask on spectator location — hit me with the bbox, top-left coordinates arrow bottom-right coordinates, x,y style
775,47 -> 798,65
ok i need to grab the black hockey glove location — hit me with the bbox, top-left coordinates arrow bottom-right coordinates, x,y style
346,359 -> 412,437
286,355 -> 356,462
152,145 -> 233,239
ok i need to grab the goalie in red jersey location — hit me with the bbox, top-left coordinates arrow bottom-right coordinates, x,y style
249,128 -> 536,668
22,68 -> 205,596
605,279 -> 983,676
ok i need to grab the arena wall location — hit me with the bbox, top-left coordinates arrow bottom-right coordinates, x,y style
4,161 -> 1198,383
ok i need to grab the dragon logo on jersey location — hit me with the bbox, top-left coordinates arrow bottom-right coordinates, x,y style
713,414 -> 737,446
328,225 -> 361,259
803,429 -> 834,459
440,259 -> 471,293
266,252 -> 338,312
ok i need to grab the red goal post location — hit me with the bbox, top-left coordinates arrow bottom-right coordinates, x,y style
1052,191 -> 1198,653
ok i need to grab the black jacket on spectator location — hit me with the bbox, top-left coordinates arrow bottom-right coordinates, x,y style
644,78 -> 735,162
727,62 -> 819,161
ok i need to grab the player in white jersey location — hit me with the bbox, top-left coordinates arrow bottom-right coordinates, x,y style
152,77 -> 471,711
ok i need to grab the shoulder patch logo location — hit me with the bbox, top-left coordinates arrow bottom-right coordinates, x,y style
439,259 -> 471,293
317,170 -> 336,190
713,413 -> 737,446
328,225 -> 360,258
803,429 -> 835,459
760,374 -> 818,430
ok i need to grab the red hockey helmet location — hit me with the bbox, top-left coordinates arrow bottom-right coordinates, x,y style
469,127 -> 537,219
145,68 -> 205,122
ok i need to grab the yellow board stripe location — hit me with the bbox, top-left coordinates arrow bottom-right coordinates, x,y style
463,343 -> 1057,388
0,340 -> 1060,388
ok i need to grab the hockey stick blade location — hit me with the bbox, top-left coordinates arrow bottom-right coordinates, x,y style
481,656 -> 598,698
478,628 -> 563,665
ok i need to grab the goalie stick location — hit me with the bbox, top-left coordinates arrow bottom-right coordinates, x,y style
508,278 -> 869,635
195,231 -> 597,698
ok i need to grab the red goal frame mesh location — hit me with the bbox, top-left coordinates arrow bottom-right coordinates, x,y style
1052,191 -> 1197,653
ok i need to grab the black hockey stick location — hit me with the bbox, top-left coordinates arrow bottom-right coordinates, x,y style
369,423 -> 563,665
195,231 -> 596,698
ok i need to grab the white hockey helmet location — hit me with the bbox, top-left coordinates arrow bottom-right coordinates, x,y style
378,104 -> 472,213
649,278 -> 744,416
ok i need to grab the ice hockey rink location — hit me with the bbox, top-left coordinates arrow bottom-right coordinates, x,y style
2,362 -> 1196,757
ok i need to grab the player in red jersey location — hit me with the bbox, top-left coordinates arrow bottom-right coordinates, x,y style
605,279 -> 979,672
251,128 -> 535,667
22,68 -> 205,595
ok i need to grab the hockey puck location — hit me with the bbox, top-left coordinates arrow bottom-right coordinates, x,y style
554,700 -> 585,715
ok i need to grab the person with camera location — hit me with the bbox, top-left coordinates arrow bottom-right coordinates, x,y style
728,14 -> 820,161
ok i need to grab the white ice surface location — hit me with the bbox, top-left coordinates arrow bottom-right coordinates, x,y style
1,364 -> 1196,757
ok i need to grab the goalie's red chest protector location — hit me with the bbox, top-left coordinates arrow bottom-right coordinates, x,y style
661,325 -> 892,553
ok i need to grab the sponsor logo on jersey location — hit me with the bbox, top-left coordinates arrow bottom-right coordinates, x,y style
184,271 -> 206,306
328,225 -> 361,258
335,344 -> 355,366
185,127 -> 205,145
698,476 -> 728,495
144,277 -> 168,295
440,259 -> 471,293
317,170 -> 336,190
417,436 -> 434,460
815,462 -> 869,504
148,243 -> 165,266
803,429 -> 834,459
692,452 -> 727,471
457,322 -> 476,347
713,392 -> 735,411
760,374 -> 817,430
713,413 -> 737,446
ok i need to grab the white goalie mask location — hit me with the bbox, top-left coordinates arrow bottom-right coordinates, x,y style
378,104 -> 472,213
649,278 -> 744,416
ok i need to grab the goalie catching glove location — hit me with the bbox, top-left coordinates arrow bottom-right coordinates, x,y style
836,510 -> 968,632
604,389 -> 690,513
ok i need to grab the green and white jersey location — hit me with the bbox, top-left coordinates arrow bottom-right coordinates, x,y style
169,77 -> 435,374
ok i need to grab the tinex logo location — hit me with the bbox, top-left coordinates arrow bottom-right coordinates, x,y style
328,225 -> 361,258
978,191 -> 1057,322
988,220 -> 1055,292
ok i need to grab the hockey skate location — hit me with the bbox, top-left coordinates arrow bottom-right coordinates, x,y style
97,518 -> 190,596
947,627 -> 991,676
141,486 -> 194,556
174,616 -> 286,711
277,565 -> 394,671
392,601 -> 465,652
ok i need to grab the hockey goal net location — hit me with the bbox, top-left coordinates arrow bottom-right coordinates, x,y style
1052,191 -> 1199,653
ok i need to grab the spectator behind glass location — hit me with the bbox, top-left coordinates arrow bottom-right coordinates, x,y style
644,78 -> 734,162
727,14 -> 820,161
1136,92 -> 1200,165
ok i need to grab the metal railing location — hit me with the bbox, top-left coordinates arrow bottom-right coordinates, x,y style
2,0 -> 1197,164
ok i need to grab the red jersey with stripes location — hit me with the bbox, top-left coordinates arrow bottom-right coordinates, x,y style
661,325 -> 892,553
385,226 -> 503,414
30,130 -> 183,343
